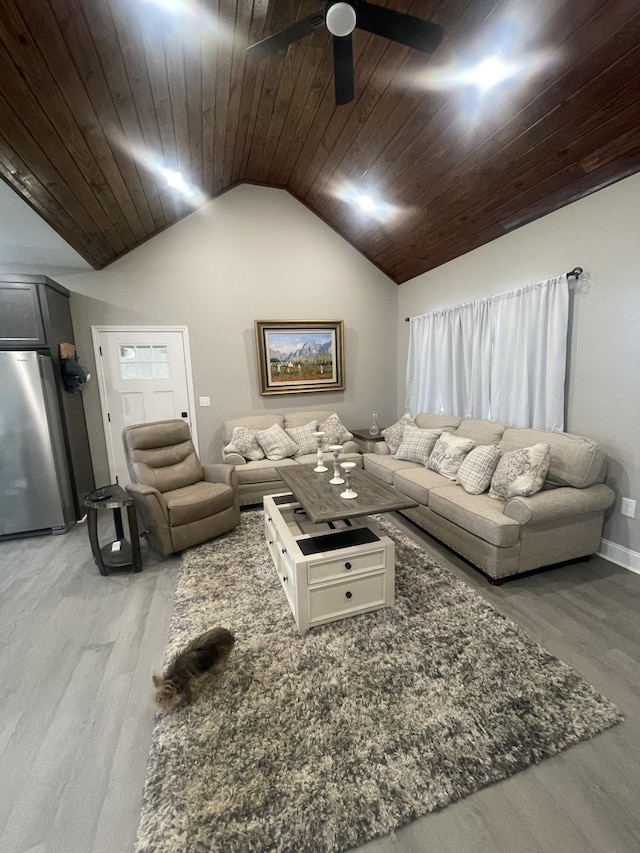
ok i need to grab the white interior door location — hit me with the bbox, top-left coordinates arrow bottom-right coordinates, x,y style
92,326 -> 198,486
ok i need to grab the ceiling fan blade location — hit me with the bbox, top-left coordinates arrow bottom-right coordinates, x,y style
333,34 -> 355,105
355,1 -> 443,54
247,12 -> 325,62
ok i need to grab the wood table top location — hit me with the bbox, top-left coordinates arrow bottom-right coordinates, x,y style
276,464 -> 418,523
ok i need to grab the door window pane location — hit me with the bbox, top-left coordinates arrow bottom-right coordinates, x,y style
119,345 -> 170,379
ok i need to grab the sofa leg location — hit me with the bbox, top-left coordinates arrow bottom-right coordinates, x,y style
486,575 -> 505,586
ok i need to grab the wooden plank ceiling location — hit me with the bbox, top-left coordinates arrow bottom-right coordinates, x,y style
0,0 -> 639,283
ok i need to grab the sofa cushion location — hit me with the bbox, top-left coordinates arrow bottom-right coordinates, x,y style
453,419 -> 506,446
286,421 -> 318,456
317,413 -> 353,448
394,426 -> 443,465
224,426 -> 265,461
456,444 -> 502,495
500,428 -> 606,488
234,457 -> 298,485
363,452 -> 417,484
429,487 -> 521,547
489,443 -> 551,500
256,424 -> 299,460
284,411 -> 335,429
165,481 -> 235,526
427,433 -> 476,480
393,467 -> 457,505
381,412 -> 416,454
414,413 -> 462,431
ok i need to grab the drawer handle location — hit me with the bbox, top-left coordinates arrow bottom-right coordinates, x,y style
268,539 -> 273,545
282,575 -> 288,582
267,516 -> 272,522
281,547 -> 286,554
345,591 -> 352,599
344,561 -> 352,570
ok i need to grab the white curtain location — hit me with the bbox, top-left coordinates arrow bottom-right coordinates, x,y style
405,275 -> 569,430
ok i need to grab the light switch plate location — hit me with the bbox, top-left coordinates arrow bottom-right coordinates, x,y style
621,498 -> 636,518
199,396 -> 211,407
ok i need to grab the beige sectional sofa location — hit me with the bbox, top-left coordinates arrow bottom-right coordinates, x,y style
221,410 -> 362,506
363,413 -> 615,583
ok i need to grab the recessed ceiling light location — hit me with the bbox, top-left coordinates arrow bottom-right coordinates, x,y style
162,168 -> 187,191
356,194 -> 376,213
473,56 -> 513,90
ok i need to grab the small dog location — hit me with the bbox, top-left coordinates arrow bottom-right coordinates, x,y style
152,626 -> 235,711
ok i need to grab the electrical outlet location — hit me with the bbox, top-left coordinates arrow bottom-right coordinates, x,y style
199,396 -> 211,407
621,498 -> 636,518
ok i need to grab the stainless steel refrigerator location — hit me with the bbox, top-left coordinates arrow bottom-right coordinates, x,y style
0,350 -> 76,537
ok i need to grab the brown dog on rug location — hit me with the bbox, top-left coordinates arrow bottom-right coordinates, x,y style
152,627 -> 235,711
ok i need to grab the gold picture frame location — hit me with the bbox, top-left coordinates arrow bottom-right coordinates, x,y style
254,320 -> 345,396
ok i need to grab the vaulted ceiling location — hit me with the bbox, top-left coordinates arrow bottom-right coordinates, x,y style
1,0 -> 638,283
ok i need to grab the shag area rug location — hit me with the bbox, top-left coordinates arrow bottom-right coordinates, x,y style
136,510 -> 621,853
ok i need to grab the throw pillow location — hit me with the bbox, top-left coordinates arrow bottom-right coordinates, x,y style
317,414 -> 353,449
456,444 -> 502,495
489,442 -> 551,500
224,426 -> 265,461
285,421 -> 318,457
427,433 -> 476,480
256,423 -> 299,461
382,412 -> 416,455
394,426 -> 443,465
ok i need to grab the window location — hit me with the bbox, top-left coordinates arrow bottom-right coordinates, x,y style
119,345 -> 170,380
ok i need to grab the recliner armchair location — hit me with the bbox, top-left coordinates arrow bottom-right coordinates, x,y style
122,419 -> 240,556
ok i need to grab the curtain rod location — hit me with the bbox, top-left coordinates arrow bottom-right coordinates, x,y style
404,267 -> 584,321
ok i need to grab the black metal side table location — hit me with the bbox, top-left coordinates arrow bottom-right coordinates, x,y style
85,484 -> 143,575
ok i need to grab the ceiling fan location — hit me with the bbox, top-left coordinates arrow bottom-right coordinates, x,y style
246,1 -> 443,106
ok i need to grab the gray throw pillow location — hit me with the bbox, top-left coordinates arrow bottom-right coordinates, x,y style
489,443 -> 551,500
285,421 -> 318,456
456,444 -> 501,494
382,412 -> 416,455
224,426 -> 265,461
317,414 -> 353,449
427,433 -> 476,480
394,426 -> 443,465
256,423 -> 299,461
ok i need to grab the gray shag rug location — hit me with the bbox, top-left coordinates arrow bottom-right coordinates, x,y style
136,510 -> 621,853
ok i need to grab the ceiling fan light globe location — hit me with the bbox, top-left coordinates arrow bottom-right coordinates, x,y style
326,2 -> 357,37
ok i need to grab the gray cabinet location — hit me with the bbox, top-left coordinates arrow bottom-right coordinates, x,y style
0,281 -> 46,345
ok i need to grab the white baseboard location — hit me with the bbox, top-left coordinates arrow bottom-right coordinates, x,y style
598,539 -> 640,575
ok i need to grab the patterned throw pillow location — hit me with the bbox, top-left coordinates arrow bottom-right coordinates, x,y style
256,424 -> 299,461
224,426 -> 265,461
489,443 -> 551,500
394,426 -> 443,465
456,445 -> 502,494
427,433 -> 476,480
317,414 -> 353,449
382,412 -> 416,454
285,421 -> 318,456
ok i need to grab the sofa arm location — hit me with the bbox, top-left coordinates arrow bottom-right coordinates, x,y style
503,484 -> 615,525
342,439 -> 361,454
203,463 -> 237,488
373,442 -> 390,455
222,452 -> 247,466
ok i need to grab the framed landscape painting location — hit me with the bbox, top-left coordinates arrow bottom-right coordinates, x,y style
255,320 -> 345,395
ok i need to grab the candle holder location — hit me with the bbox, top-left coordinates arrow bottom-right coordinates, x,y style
339,462 -> 357,499
312,431 -> 328,472
328,444 -> 344,484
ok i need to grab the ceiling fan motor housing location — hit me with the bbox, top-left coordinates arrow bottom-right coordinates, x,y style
326,2 -> 357,37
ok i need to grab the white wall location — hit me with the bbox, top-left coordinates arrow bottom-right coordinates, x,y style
59,185 -> 398,484
397,173 -> 640,558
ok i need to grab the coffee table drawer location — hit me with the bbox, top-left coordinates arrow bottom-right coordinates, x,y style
308,571 -> 387,625
307,546 -> 387,585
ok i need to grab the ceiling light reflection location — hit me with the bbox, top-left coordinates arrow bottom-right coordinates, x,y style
129,144 -> 208,207
331,183 -> 403,223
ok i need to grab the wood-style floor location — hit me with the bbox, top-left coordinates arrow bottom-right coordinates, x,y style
1,511 -> 639,853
